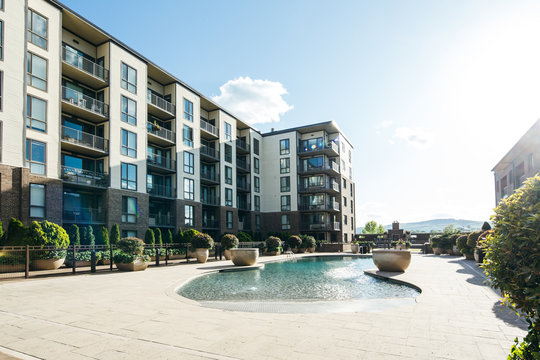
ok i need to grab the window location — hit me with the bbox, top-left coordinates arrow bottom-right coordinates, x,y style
348,150 -> 352,163
0,72 -> 2,111
226,211 -> 233,229
280,158 -> 290,174
25,139 -> 45,175
225,144 -> 232,163
121,96 -> 136,125
344,233 -> 348,243
351,200 -> 354,210
255,215 -> 261,230
121,129 -> 137,158
344,215 -> 348,225
182,151 -> 194,174
184,178 -> 194,200
0,21 -> 3,60
281,195 -> 291,211
29,183 -> 45,218
350,185 -> 353,197
225,188 -> 233,206
184,205 -> 194,226
255,195 -> 261,211
121,62 -> 137,93
122,196 -> 137,223
27,9 -> 47,49
184,98 -> 193,121
254,138 -> 260,155
280,176 -> 290,192
254,176 -> 260,192
254,157 -> 260,174
343,179 -> 347,188
225,122 -> 232,141
26,96 -> 46,132
280,139 -> 290,155
225,166 -> 232,185
351,219 -> 354,230
27,52 -> 47,91
183,125 -> 193,147
343,196 -> 347,206
122,230 -> 137,238
281,214 -> 290,230
121,163 -> 137,190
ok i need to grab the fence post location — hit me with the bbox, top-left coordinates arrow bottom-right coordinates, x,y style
25,245 -> 29,279
156,245 -> 160,266
72,244 -> 76,273
186,244 -> 189,263
165,246 -> 168,266
91,249 -> 96,273
110,246 -> 113,271
219,245 -> 222,260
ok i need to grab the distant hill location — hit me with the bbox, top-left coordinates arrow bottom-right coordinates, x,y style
356,218 -> 485,233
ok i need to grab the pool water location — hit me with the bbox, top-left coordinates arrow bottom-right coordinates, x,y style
178,256 -> 419,302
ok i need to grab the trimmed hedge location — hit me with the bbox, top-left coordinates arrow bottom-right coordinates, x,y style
191,233 -> 214,249
221,234 -> 239,250
287,235 -> 302,249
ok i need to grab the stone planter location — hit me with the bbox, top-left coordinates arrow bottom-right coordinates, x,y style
351,244 -> 359,254
230,248 -> 259,266
464,253 -> 475,260
265,251 -> 281,256
102,259 -> 111,265
116,259 -> 148,271
223,249 -> 232,260
452,245 -> 461,256
372,249 -> 411,272
308,246 -> 316,253
296,248 -> 307,254
31,257 -> 66,270
474,248 -> 485,263
432,247 -> 443,255
65,260 -> 91,268
195,248 -> 209,263
0,263 -> 25,273
167,254 -> 183,260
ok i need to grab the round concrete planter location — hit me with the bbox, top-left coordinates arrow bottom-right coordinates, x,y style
116,259 -> 148,271
452,245 -> 461,256
432,247 -> 443,255
351,244 -> 359,254
230,248 -> 259,266
308,246 -> 316,253
65,260 -> 91,268
464,253 -> 475,260
474,248 -> 485,263
0,263 -> 25,273
372,249 -> 411,272
31,257 -> 66,270
295,248 -> 307,254
223,249 -> 233,260
195,248 -> 209,263
265,251 -> 281,256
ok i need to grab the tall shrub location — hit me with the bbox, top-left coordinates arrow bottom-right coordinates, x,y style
165,229 -> 173,244
0,220 -> 4,245
182,229 -> 199,244
80,227 -> 88,246
25,221 -> 69,247
7,218 -> 26,246
144,229 -> 155,245
154,228 -> 162,245
100,226 -> 109,248
68,224 -> 80,246
175,228 -> 184,243
110,224 -> 120,245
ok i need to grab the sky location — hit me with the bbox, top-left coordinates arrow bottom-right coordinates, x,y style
61,0 -> 540,227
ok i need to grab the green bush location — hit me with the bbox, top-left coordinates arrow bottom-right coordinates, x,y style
508,319 -> 539,360
68,224 -> 80,246
287,235 -> 302,249
7,218 -> 27,246
113,252 -> 150,264
265,236 -> 281,251
449,233 -> 460,247
110,224 -> 120,245
456,235 -> 471,255
300,235 -> 316,248
237,231 -> 252,243
100,227 -> 109,248
430,235 -> 441,249
0,220 -> 4,244
481,221 -> 492,231
438,234 -> 454,250
175,228 -> 184,243
467,230 -> 482,250
80,226 -> 95,246
165,229 -> 173,244
191,233 -> 214,249
154,228 -> 162,245
144,229 -> 155,245
182,229 -> 199,244
221,234 -> 239,250
117,237 -> 144,255
25,221 -> 70,249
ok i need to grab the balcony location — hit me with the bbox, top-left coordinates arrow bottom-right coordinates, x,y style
147,153 -> 176,173
149,213 -> 174,227
61,166 -> 109,188
147,91 -> 175,119
298,141 -> 339,157
238,202 -> 251,211
236,138 -> 250,154
147,184 -> 176,199
237,158 -> 250,173
301,222 -> 341,231
202,219 -> 220,229
201,170 -> 219,185
239,221 -> 252,231
200,145 -> 220,162
61,126 -> 108,156
63,207 -> 105,225
200,119 -> 218,139
299,201 -> 340,212
61,86 -> 109,122
201,197 -> 220,206
61,45 -> 109,88
299,181 -> 340,194
237,181 -> 250,192
147,122 -> 175,146
298,161 -> 339,175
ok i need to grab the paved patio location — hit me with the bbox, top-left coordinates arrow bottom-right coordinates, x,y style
0,254 -> 527,360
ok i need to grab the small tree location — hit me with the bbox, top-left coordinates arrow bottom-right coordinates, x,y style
100,226 -> 109,248
87,226 -> 95,246
80,227 -> 88,246
175,228 -> 184,243
481,221 -> 491,231
363,221 -> 384,234
191,233 -> 214,249
221,234 -> 239,250
182,229 -> 199,244
68,224 -> 80,246
144,228 -> 155,245
154,228 -> 162,246
237,231 -> 252,243
7,218 -> 27,246
165,229 -> 173,244
110,224 -> 120,246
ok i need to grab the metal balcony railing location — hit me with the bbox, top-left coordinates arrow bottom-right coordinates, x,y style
147,153 -> 175,171
200,145 -> 219,159
300,181 -> 340,192
201,171 -> 219,182
298,161 -> 339,173
147,90 -> 175,114
237,202 -> 251,211
298,141 -> 339,154
236,138 -> 249,151
149,213 -> 173,227
299,201 -> 340,211
63,207 -> 105,224
301,222 -> 341,231
200,119 -> 218,136
237,158 -> 250,172
201,197 -> 220,206
202,219 -> 220,228
62,86 -> 109,118
61,166 -> 109,188
62,46 -> 109,82
147,184 -> 176,198
61,126 -> 108,152
147,122 -> 175,142
237,182 -> 250,191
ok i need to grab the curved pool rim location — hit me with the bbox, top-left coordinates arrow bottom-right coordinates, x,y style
170,254 -> 423,313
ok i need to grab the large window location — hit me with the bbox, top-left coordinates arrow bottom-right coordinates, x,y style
185,205 -> 194,226
254,157 -> 260,174
225,122 -> 232,141
254,138 -> 260,155
121,96 -> 136,125
280,158 -> 290,174
27,52 -> 47,91
122,196 -> 137,223
300,137 -> 323,152
281,214 -> 290,230
281,195 -> 291,211
226,211 -> 233,229
25,139 -> 46,175
184,98 -> 193,122
225,144 -> 232,163
122,230 -> 137,238
255,215 -> 261,230
121,162 -> 137,190
183,125 -> 193,147
0,20 -> 3,60
255,195 -> 260,211
0,72 -> 2,111
225,188 -> 233,207
121,62 -> 137,93
280,176 -> 290,192
183,151 -> 194,174
30,183 -> 45,218
26,96 -> 46,132
184,178 -> 194,200
225,166 -> 232,185
254,176 -> 260,193
121,129 -> 137,158
27,9 -> 47,49
280,139 -> 290,155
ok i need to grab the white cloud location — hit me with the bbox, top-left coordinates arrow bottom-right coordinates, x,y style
380,120 -> 393,128
392,127 -> 433,149
212,77 -> 293,124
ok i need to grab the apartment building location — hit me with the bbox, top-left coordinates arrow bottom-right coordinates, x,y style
492,119 -> 540,204
0,0 -> 355,242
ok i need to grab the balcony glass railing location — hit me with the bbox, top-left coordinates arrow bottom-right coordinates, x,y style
298,141 -> 339,154
149,213 -> 173,227
62,86 -> 109,118
301,222 -> 341,231
299,201 -> 340,211
299,162 -> 339,173
147,153 -> 175,171
201,171 -> 219,182
200,119 -> 218,136
300,181 -> 340,192
200,145 -> 219,159
147,90 -> 175,114
62,46 -> 109,82
237,158 -> 250,171
61,126 -> 108,152
202,219 -> 220,228
236,138 -> 249,151
237,182 -> 250,191
61,166 -> 109,188
201,197 -> 220,206
147,122 -> 175,142
63,207 -> 105,224
147,184 -> 175,198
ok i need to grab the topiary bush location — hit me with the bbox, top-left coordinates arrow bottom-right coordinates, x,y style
300,235 -> 316,249
467,231 -> 482,251
191,233 -> 214,249
221,234 -> 239,250
237,231 -> 252,243
430,235 -> 441,249
154,228 -> 162,246
265,236 -> 281,252
165,229 -> 173,244
144,229 -> 155,245
117,237 -> 144,255
68,224 -> 80,246
175,228 -> 184,243
287,235 -> 302,249
182,229 -> 199,244
100,226 -> 109,248
0,220 -> 4,245
110,224 -> 120,245
481,221 -> 492,231
456,235 -> 470,255
25,221 -> 69,260
7,218 -> 27,246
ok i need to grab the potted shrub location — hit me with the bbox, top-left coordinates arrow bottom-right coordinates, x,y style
265,236 -> 282,256
191,233 -> 214,263
221,234 -> 239,260
430,235 -> 442,255
449,234 -> 461,255
26,221 -> 70,270
182,229 -> 200,258
113,237 -> 150,271
237,231 -> 252,244
467,230 -> 483,261
287,235 -> 303,253
351,241 -> 360,254
302,235 -> 316,253
456,234 -> 472,259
